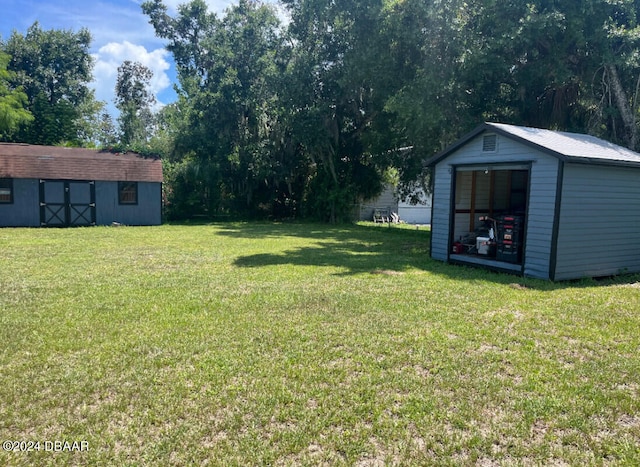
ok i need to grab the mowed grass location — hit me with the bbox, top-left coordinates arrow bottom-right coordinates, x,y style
0,222 -> 639,466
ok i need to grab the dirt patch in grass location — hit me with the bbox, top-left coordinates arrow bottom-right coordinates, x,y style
370,269 -> 404,276
617,414 -> 640,428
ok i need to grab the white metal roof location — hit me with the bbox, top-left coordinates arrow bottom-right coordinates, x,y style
487,122 -> 640,165
428,122 -> 640,167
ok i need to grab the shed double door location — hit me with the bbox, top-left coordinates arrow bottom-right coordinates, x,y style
39,180 -> 96,226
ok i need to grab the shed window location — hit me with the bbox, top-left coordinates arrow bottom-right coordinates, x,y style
0,178 -> 13,203
118,182 -> 138,205
482,135 -> 497,152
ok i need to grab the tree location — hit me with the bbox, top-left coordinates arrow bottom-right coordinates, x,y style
143,0 -> 640,222
143,0 -> 291,218
280,0 -> 427,221
95,112 -> 118,148
142,0 -> 217,88
0,52 -> 32,140
1,22 -> 94,145
115,60 -> 156,147
385,0 -> 640,152
579,1 -> 640,150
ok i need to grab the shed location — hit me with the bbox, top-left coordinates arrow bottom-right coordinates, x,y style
0,143 -> 163,227
427,122 -> 640,280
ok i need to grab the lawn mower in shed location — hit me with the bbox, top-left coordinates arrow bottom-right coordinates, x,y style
453,216 -> 498,257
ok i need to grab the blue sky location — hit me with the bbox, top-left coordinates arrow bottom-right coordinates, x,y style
0,0 -> 283,115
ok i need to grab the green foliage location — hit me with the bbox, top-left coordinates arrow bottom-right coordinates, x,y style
1,22 -> 95,145
281,0 -> 400,221
0,52 -> 33,140
21,92 -> 78,145
141,0 -> 640,221
115,60 -> 156,147
144,0 -> 295,219
162,157 -> 220,220
93,112 -> 118,148
3,1 -> 640,219
385,0 -> 640,151
73,94 -> 109,148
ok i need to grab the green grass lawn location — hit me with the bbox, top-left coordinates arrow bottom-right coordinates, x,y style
1,222 -> 639,466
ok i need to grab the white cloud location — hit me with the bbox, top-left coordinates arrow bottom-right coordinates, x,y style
91,41 -> 172,115
87,1 -> 271,116
1,0 -> 290,117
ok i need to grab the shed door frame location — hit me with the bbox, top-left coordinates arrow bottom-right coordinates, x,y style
449,162 -> 531,269
39,179 -> 96,227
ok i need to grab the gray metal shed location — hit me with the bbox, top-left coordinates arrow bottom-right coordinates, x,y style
0,143 -> 163,227
427,122 -> 640,280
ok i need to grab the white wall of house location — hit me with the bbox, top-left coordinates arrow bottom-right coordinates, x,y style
398,187 -> 432,224
358,185 -> 398,221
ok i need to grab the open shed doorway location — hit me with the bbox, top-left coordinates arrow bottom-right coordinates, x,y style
450,165 -> 529,268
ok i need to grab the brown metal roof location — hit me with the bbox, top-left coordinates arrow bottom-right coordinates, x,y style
0,143 -> 163,182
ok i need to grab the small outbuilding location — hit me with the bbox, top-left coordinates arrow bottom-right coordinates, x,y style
427,122 -> 640,280
0,143 -> 163,227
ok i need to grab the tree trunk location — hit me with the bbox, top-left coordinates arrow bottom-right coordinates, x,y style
607,64 -> 637,150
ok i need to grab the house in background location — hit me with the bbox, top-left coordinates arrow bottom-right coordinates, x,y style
357,184 -> 398,223
427,122 -> 640,280
397,185 -> 432,224
0,143 -> 163,227
357,145 -> 433,224
357,184 -> 432,224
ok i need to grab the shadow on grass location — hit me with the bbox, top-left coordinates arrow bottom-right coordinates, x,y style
224,222 -> 432,276
216,221 -> 640,289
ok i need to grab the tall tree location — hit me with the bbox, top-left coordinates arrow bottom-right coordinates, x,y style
143,0 -> 290,218
281,0 -> 404,221
115,60 -> 156,147
580,1 -> 640,150
1,22 -> 94,145
142,0 -> 640,221
386,0 -> 640,151
0,52 -> 32,140
95,112 -> 118,148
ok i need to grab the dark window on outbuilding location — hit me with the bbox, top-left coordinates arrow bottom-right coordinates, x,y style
118,181 -> 138,205
0,178 -> 13,203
